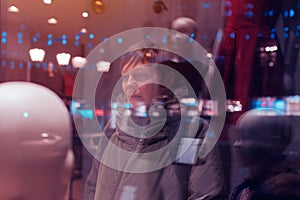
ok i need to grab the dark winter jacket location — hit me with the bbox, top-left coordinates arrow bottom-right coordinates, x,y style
84,114 -> 224,200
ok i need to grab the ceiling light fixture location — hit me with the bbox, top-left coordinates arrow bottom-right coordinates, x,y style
29,48 -> 46,62
43,0 -> 52,5
91,0 -> 105,14
96,61 -> 111,72
80,28 -> 87,34
47,17 -> 58,24
56,53 -> 71,66
82,11 -> 89,18
8,5 -> 19,13
71,56 -> 87,68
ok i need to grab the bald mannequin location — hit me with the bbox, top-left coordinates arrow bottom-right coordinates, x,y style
0,82 -> 74,200
171,17 -> 198,36
229,109 -> 293,200
168,17 -> 198,63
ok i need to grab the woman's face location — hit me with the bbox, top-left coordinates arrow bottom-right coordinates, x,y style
122,66 -> 161,109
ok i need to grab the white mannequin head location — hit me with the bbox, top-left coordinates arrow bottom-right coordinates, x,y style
0,82 -> 74,200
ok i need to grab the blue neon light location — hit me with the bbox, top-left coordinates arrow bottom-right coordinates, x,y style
1,31 -> 7,37
23,112 -> 29,118
89,34 -> 95,39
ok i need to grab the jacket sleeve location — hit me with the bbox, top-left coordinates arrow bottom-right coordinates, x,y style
83,159 -> 100,200
188,119 -> 225,200
83,122 -> 112,200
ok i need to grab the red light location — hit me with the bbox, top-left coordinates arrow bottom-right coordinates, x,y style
95,109 -> 104,116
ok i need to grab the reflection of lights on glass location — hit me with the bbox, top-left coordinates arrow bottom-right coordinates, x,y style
71,56 -> 87,68
181,98 -> 197,105
99,48 -> 105,53
286,95 -> 300,103
226,100 -> 242,112
41,132 -> 49,138
136,104 -> 147,117
96,61 -> 111,72
95,109 -> 104,116
82,11 -> 89,18
265,45 -> 278,52
284,26 -> 289,32
23,112 -> 29,118
286,96 -> 300,116
204,3 -> 210,8
89,34 -> 95,39
47,40 -> 52,46
29,48 -> 46,62
10,61 -> 15,69
289,9 -> 295,17
80,28 -> 87,33
56,53 -> 71,65
2,60 -> 6,67
268,61 -> 274,67
43,0 -> 52,4
206,53 -> 213,59
230,32 -> 235,38
1,38 -> 7,44
8,5 -> 19,12
162,36 -> 167,43
274,100 -> 285,111
47,17 -> 58,24
145,52 -> 152,58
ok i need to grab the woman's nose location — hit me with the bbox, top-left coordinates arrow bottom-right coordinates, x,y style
127,74 -> 136,85
124,77 -> 139,95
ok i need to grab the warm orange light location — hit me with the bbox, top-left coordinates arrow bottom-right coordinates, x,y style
92,0 -> 105,14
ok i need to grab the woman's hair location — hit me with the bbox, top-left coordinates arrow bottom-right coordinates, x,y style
121,48 -> 159,75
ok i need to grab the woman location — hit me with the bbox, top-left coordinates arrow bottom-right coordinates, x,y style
84,17 -> 225,200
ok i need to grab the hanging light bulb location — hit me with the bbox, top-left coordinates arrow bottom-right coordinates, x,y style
29,48 -> 46,62
56,53 -> 71,66
92,0 -> 105,14
71,56 -> 87,68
